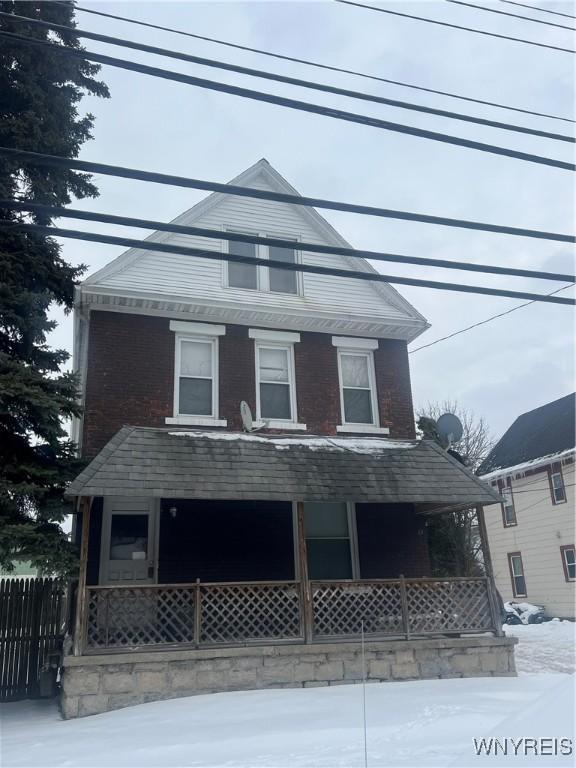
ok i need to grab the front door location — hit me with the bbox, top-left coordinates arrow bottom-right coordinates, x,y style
100,498 -> 158,585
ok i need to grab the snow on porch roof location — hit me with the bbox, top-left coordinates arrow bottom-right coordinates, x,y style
67,427 -> 501,506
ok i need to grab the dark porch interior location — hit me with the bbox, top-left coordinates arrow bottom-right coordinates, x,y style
84,498 -> 430,586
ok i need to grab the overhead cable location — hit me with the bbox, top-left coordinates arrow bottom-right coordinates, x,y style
2,148 -> 574,243
499,1 -> 576,21
2,12 -> 572,144
54,1 -> 574,123
3,221 -> 575,305
334,0 -> 576,53
4,199 -> 575,283
409,283 -> 574,352
1,32 -> 573,171
445,0 -> 575,30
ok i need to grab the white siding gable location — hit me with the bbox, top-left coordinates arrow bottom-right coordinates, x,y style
82,160 -> 428,341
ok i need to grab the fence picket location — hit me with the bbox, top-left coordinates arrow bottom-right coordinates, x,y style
0,578 -> 64,701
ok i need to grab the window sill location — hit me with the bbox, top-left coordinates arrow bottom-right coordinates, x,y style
165,417 -> 228,427
336,425 -> 390,435
254,420 -> 307,431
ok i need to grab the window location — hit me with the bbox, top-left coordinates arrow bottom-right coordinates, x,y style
508,552 -> 527,598
226,233 -> 300,295
269,245 -> 297,294
560,545 -> 575,582
228,240 -> 258,290
499,478 -> 516,526
338,351 -> 378,426
168,321 -> 226,425
256,344 -> 295,421
304,502 -> 355,580
550,468 -> 566,504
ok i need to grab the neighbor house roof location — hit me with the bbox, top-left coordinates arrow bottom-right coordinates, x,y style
67,428 -> 500,508
478,393 -> 576,477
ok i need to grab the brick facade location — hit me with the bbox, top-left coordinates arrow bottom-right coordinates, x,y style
82,311 -> 416,457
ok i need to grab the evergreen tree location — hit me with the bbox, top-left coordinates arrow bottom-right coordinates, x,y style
0,1 -> 109,574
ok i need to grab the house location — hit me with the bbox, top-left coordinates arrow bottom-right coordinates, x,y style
478,394 -> 575,619
61,159 -> 512,719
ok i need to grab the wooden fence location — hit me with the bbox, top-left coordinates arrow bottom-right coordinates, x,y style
0,578 -> 65,701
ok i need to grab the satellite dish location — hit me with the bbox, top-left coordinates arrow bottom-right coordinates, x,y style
436,413 -> 463,445
240,401 -> 254,432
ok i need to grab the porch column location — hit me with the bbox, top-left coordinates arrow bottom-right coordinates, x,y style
73,496 -> 92,656
296,501 -> 313,643
476,503 -> 504,637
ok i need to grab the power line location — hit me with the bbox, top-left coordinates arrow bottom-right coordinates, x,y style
409,283 -> 574,352
2,32 -> 574,172
3,220 -> 575,305
4,199 -> 575,284
2,147 -> 574,244
3,12 -> 572,145
445,0 -> 575,30
499,1 -> 576,22
335,0 -> 576,53
57,0 -> 575,123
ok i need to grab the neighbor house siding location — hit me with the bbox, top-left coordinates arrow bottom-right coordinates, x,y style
483,462 -> 575,618
81,311 -> 416,457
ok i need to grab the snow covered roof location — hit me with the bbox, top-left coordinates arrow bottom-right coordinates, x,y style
478,393 -> 575,476
480,447 -> 575,481
67,427 -> 501,506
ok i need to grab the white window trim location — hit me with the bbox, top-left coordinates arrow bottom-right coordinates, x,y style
167,329 -> 227,426
336,425 -> 390,435
255,341 -> 301,427
169,321 -> 226,336
336,348 -> 380,429
551,471 -> 566,503
562,547 -> 575,581
297,501 -> 360,580
249,328 -> 301,343
224,230 -> 302,296
332,336 -> 379,351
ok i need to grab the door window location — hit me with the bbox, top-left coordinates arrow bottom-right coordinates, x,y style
109,514 -> 149,561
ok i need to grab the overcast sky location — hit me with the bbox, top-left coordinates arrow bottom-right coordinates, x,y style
47,0 -> 575,440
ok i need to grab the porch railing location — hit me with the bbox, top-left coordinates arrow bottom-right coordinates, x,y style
83,576 -> 496,653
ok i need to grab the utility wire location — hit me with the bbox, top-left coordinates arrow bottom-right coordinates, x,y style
42,1 -> 576,123
335,0 -> 576,53
4,199 -> 575,284
3,221 -> 574,305
409,283 -> 574,352
3,12 -> 572,144
2,148 -> 574,244
445,0 -> 575,30
499,1 -> 576,22
2,32 -> 573,171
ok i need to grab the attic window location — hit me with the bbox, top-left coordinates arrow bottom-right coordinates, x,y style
225,233 -> 300,295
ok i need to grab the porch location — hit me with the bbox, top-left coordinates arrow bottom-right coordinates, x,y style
61,428 -> 515,717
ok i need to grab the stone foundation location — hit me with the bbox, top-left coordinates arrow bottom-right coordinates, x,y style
61,635 -> 517,719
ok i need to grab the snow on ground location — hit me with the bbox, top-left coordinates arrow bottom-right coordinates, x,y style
0,623 -> 574,768
505,620 -> 575,675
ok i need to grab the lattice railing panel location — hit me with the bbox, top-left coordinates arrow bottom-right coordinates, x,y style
312,582 -> 404,638
86,586 -> 196,650
200,583 -> 302,644
405,579 -> 492,634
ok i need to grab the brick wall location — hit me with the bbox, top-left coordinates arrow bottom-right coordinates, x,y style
82,311 -> 416,457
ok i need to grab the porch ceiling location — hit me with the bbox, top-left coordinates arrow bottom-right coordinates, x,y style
67,428 -> 501,506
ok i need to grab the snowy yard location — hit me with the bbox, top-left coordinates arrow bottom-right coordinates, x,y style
1,623 -> 574,768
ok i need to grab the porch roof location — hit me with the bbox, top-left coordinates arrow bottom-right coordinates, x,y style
68,428 -> 501,507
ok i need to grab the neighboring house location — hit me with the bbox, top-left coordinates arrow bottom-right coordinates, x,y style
61,159 -> 510,719
0,561 -> 38,579
479,394 -> 575,619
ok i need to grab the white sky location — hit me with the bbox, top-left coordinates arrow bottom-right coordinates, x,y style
47,0 -> 575,439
